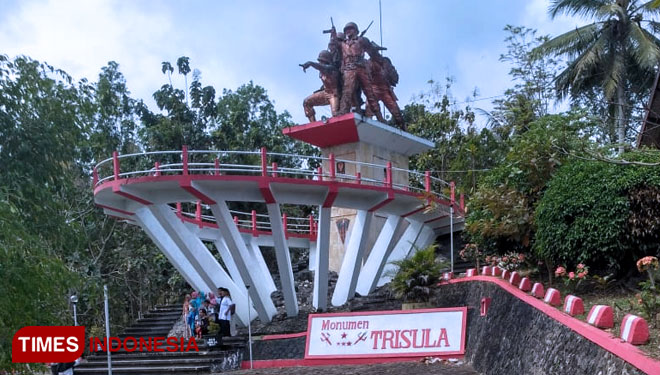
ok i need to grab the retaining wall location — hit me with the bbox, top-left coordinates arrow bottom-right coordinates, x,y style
434,280 -> 651,375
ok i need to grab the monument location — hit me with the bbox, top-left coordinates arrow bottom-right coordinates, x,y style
91,20 -> 464,325
288,21 -> 462,307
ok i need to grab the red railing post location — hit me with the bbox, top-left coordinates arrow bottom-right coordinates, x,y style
356,172 -> 361,184
272,162 -> 278,178
329,153 -> 336,180
214,158 -> 220,176
154,162 -> 161,176
252,210 -> 258,237
308,215 -> 314,240
182,145 -> 189,175
92,167 -> 98,186
450,181 -> 456,205
317,166 -> 323,181
425,171 -> 431,193
283,213 -> 289,239
112,151 -> 120,181
261,147 -> 268,177
196,201 -> 202,227
176,202 -> 182,214
386,162 -> 393,188
460,193 -> 465,211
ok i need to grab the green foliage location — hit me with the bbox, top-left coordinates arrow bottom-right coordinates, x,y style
534,151 -> 660,272
486,25 -> 559,138
389,245 -> 446,303
405,79 -> 500,194
535,0 -> 660,147
466,112 -> 593,253
0,193 -> 76,372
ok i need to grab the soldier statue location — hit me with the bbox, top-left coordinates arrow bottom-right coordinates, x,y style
366,55 -> 405,129
330,22 -> 385,122
300,50 -> 341,122
300,19 -> 407,130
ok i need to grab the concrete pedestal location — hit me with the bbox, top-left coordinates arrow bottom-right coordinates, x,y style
284,113 -> 434,274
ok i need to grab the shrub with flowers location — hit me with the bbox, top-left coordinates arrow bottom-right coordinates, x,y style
498,252 -> 526,271
483,252 -> 526,271
554,263 -> 589,292
634,256 -> 660,326
460,243 -> 482,269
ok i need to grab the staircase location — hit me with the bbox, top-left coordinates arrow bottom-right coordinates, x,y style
75,305 -> 246,374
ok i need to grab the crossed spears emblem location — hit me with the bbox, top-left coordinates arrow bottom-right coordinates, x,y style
320,332 -> 368,346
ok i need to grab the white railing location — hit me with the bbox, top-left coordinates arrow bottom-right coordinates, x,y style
93,146 -> 462,210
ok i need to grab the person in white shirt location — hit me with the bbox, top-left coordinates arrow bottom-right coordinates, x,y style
215,287 -> 234,349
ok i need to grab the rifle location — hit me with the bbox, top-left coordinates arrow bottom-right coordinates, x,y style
322,17 -> 335,34
360,20 -> 374,37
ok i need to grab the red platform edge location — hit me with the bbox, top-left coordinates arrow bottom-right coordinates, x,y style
282,113 -> 359,147
448,277 -> 659,375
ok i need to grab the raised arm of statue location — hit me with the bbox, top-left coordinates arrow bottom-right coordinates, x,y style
300,61 -> 335,74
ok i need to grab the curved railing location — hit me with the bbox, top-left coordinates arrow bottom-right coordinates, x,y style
93,147 -> 465,214
174,203 -> 318,240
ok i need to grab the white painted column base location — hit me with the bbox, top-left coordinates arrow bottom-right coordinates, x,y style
313,207 -> 331,311
332,210 -> 372,306
377,220 -> 424,287
356,214 -> 402,295
266,203 -> 299,317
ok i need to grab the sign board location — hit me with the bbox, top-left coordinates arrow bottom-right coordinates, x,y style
305,307 -> 467,359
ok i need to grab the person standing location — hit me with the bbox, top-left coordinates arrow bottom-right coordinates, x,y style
216,287 -> 234,349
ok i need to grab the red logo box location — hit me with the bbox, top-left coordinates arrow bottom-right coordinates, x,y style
12,326 -> 85,363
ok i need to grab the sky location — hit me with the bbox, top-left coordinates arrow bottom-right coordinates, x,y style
0,0 -> 584,125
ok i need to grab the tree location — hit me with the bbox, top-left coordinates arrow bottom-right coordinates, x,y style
465,112 -> 595,259
485,26 -> 560,140
534,150 -> 660,274
404,79 -> 496,195
177,56 -> 191,105
161,61 -> 173,86
535,0 -> 660,152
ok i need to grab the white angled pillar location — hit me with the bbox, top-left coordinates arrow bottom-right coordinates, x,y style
377,219 -> 424,287
313,206 -> 331,311
213,239 -> 247,293
413,224 -> 437,254
308,240 -> 318,271
356,214 -> 402,295
332,210 -> 372,306
209,201 -> 277,323
146,204 -> 255,325
135,207 -> 207,291
266,203 -> 299,316
247,239 -> 277,295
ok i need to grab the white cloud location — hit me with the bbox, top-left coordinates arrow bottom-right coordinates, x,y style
0,0 -> 174,105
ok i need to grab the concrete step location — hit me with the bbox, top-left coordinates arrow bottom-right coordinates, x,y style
141,312 -> 182,319
85,350 -> 231,361
124,327 -> 174,333
82,357 -> 219,366
131,319 -> 179,327
74,365 -> 211,374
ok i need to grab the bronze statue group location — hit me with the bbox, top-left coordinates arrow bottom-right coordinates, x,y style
300,21 -> 405,130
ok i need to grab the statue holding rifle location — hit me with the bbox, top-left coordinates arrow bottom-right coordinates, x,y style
300,19 -> 406,130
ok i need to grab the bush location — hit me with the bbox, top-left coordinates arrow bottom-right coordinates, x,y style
534,152 -> 660,273
389,245 -> 447,303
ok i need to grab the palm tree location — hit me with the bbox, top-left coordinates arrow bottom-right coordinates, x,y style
536,0 -> 660,152
161,61 -> 174,86
176,56 -> 191,106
